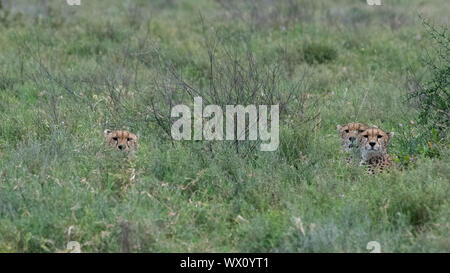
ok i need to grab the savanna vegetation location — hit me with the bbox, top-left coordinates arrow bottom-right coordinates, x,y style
0,0 -> 448,252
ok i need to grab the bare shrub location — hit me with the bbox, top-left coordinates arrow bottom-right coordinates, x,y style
129,18 -> 321,155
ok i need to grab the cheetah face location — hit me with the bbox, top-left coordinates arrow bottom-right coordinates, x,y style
358,127 -> 393,159
337,122 -> 368,152
104,129 -> 138,151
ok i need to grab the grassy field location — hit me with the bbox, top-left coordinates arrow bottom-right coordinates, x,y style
0,0 -> 449,252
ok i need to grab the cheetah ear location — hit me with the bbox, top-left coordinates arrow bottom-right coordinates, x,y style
370,125 -> 378,128
104,129 -> 112,138
387,132 -> 394,140
337,125 -> 342,132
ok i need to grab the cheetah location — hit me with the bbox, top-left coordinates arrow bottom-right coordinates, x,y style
337,122 -> 369,164
358,127 -> 394,174
104,129 -> 138,151
337,122 -> 369,152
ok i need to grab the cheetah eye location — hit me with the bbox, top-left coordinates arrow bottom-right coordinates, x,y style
127,138 -> 133,142
363,135 -> 368,138
359,130 -> 364,133
377,135 -> 382,139
112,137 -> 118,141
344,129 -> 349,133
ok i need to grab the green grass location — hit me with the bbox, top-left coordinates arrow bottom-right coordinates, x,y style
0,0 -> 449,252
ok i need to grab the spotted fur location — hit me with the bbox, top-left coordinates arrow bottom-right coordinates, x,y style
337,122 -> 369,165
104,129 -> 138,151
358,127 -> 394,174
337,122 -> 369,152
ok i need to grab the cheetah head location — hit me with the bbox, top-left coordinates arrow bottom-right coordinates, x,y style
337,122 -> 368,152
104,129 -> 138,151
358,127 -> 393,159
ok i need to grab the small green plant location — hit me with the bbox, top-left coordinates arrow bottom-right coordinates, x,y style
303,43 -> 338,65
392,122 -> 441,168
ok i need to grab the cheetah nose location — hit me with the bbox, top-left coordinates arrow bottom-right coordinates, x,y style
369,142 -> 376,147
349,137 -> 356,142
118,145 -> 125,150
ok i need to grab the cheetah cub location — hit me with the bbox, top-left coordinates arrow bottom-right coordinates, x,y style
337,122 -> 369,152
358,127 -> 394,174
337,122 -> 369,164
104,129 -> 138,151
